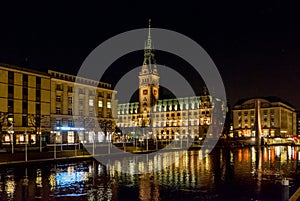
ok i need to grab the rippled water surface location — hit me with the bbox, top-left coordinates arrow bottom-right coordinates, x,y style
0,146 -> 299,201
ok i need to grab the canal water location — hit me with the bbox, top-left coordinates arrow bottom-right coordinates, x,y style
0,146 -> 299,201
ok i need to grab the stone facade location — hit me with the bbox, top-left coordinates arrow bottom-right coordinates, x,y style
0,64 -> 117,146
232,97 -> 296,138
116,21 -> 226,141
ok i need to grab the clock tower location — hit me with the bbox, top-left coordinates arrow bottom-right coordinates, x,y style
139,19 -> 159,115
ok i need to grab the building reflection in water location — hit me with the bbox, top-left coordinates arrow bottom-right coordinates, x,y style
5,174 -> 15,200
49,164 -> 90,197
0,146 -> 299,200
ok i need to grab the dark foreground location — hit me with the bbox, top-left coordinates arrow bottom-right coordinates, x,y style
0,146 -> 300,201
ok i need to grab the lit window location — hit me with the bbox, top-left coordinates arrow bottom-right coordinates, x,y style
56,84 -> 62,90
68,120 -> 73,127
56,107 -> 61,114
98,92 -> 104,97
56,96 -> 61,102
98,100 -> 103,107
79,88 -> 84,94
56,120 -> 62,126
89,90 -> 94,96
107,101 -> 111,108
68,97 -> 72,104
89,99 -> 94,106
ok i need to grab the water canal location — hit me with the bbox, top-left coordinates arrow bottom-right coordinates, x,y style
0,146 -> 299,201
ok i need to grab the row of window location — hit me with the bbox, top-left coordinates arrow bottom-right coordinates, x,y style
7,71 -> 42,88
119,102 -> 211,113
238,121 -> 275,128
56,96 -> 111,108
120,106 -> 211,114
55,107 -> 111,117
238,116 -> 275,123
153,104 -> 205,111
119,110 -> 210,120
158,129 -> 198,135
8,83 -> 41,101
55,119 -> 74,127
55,96 -> 111,109
238,109 -> 275,116
7,100 -> 41,114
55,84 -> 111,98
119,118 -> 210,128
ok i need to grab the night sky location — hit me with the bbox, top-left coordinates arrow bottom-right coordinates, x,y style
1,1 -> 300,109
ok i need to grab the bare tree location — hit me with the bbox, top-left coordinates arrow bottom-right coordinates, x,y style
28,114 -> 41,134
0,112 -> 8,148
99,120 -> 114,141
28,114 -> 48,145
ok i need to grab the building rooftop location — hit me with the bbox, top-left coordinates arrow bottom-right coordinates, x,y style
0,63 -> 49,76
234,96 -> 295,109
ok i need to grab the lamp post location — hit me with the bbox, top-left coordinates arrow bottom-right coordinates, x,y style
37,125 -> 42,152
7,118 -> 14,154
92,132 -> 95,156
75,137 -> 77,157
25,128 -> 27,162
60,132 -> 63,151
51,131 -> 56,159
7,130 -> 14,154
100,120 -> 111,153
54,132 -> 56,159
0,112 -> 8,149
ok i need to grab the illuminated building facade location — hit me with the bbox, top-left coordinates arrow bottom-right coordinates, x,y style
0,64 -> 117,146
232,97 -> 296,138
296,111 -> 300,137
49,70 -> 117,144
0,64 -> 51,146
118,95 -> 219,140
116,20 -> 225,141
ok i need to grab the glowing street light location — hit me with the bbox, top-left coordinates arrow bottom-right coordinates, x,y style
25,128 -> 28,162
8,130 -> 14,154
37,126 -> 42,152
50,131 -> 56,159
7,118 -> 14,154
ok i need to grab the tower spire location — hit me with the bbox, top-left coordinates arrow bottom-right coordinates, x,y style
138,19 -> 160,114
147,18 -> 152,50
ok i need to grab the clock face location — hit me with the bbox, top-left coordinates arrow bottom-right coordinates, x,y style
143,90 -> 148,95
154,90 -> 157,95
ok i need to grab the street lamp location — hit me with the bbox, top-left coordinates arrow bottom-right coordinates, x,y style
50,131 -> 56,159
154,132 -> 158,150
7,117 -> 14,154
58,132 -> 62,151
25,128 -> 28,162
92,132 -> 95,156
8,130 -> 14,154
0,112 -> 8,149
37,127 -> 42,152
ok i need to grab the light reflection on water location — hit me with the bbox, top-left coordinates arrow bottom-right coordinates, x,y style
0,146 -> 299,201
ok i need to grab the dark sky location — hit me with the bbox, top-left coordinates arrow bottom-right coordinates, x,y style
1,1 -> 300,109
